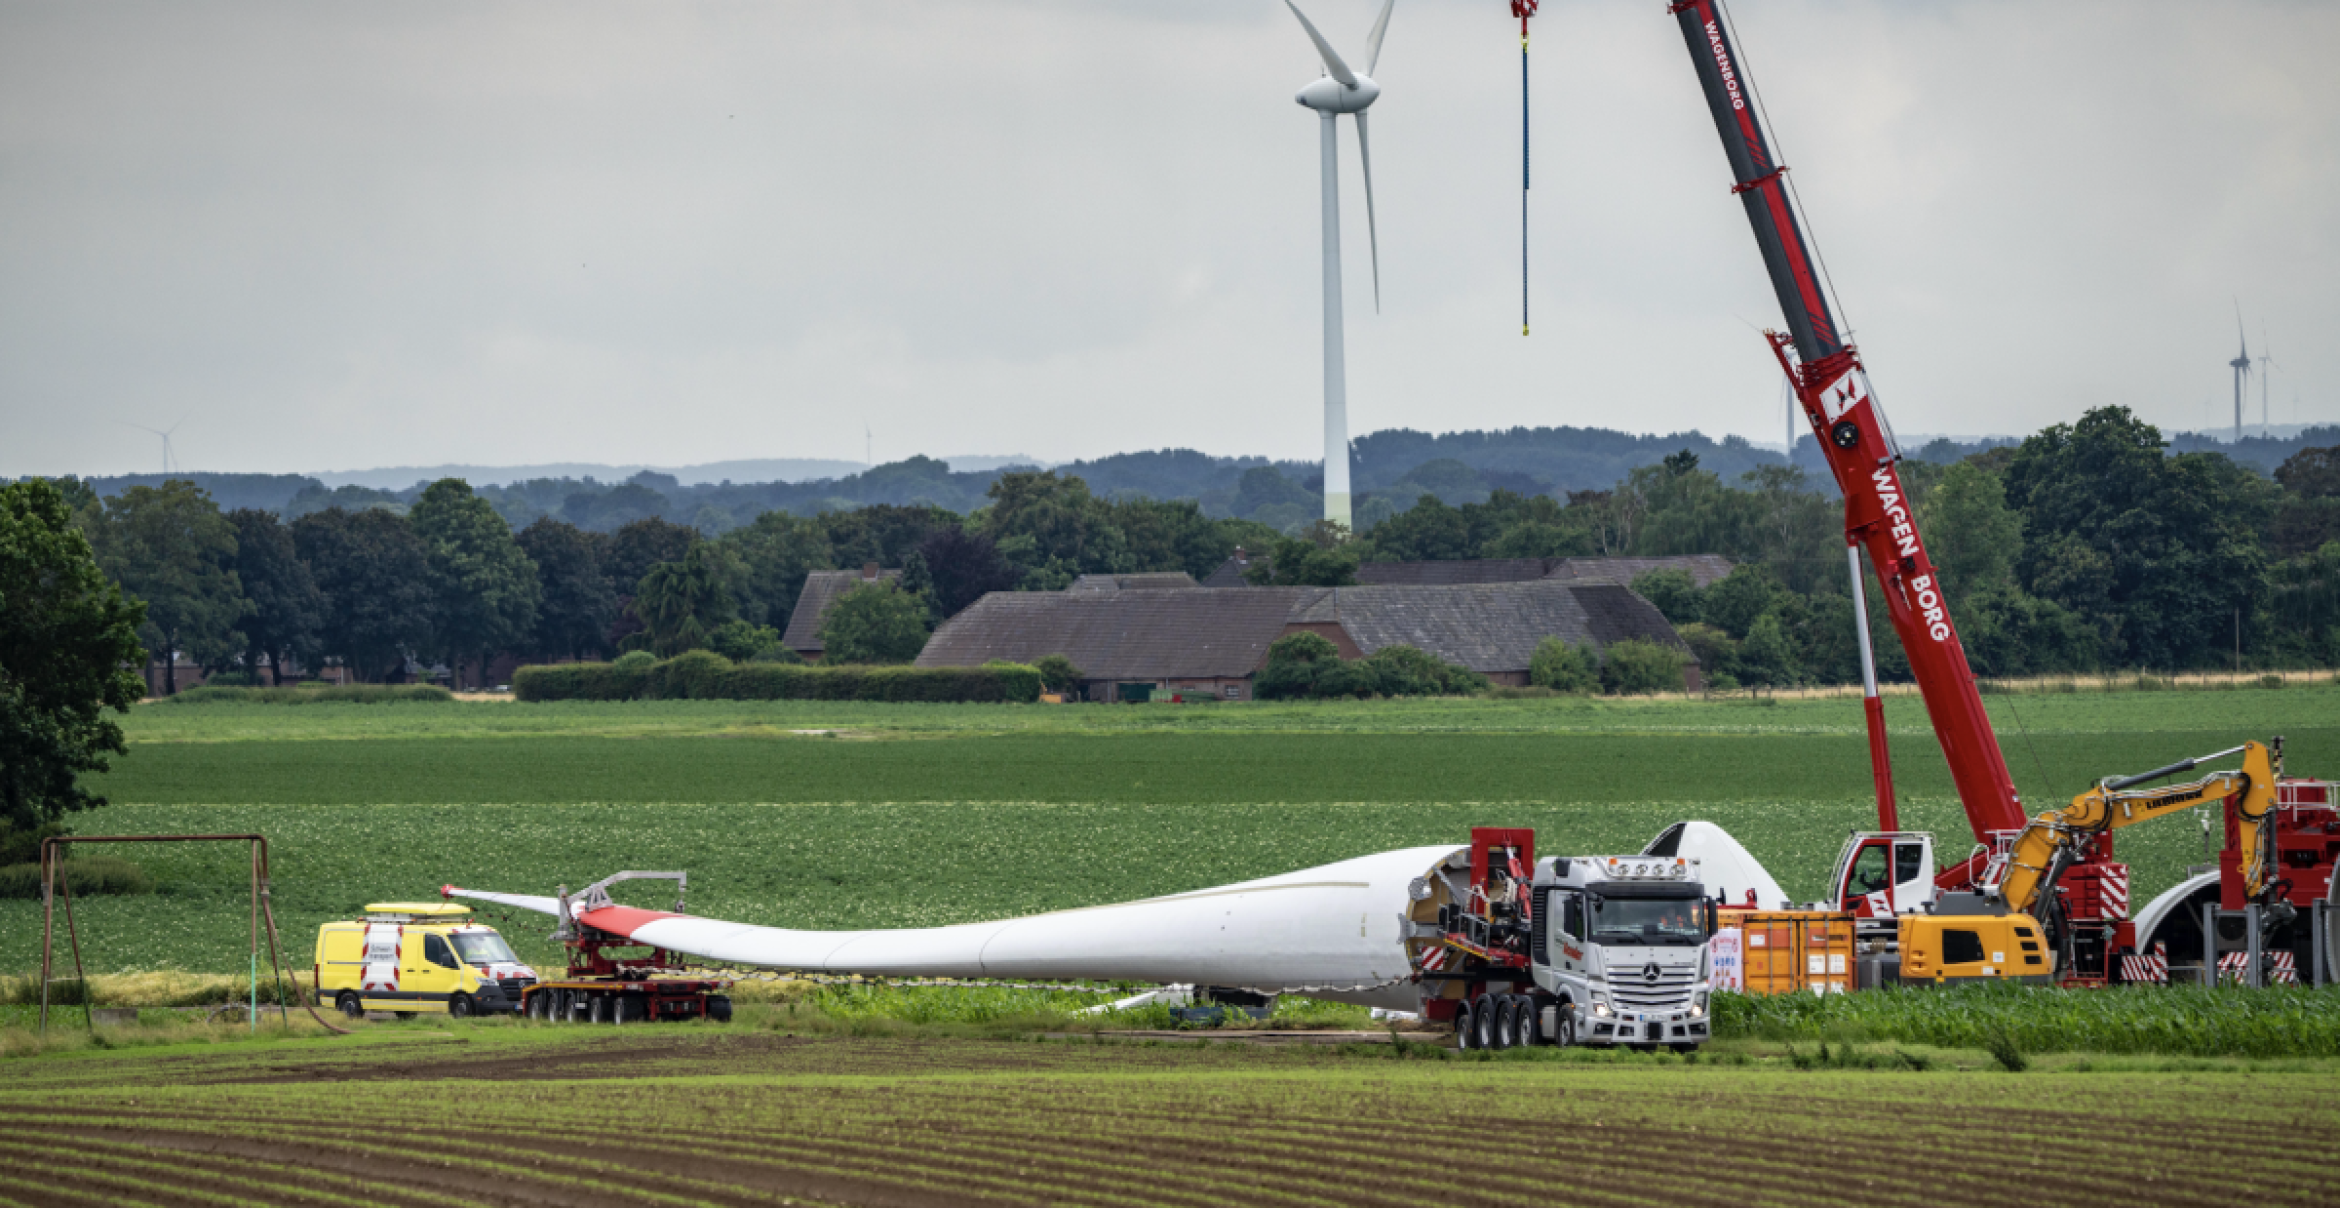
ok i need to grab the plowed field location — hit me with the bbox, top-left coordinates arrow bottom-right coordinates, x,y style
7,1029 -> 2339,1207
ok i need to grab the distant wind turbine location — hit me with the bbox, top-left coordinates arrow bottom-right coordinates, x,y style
2258,330 -> 2276,439
2229,303 -> 2252,445
1284,0 -> 1394,533
113,415 -> 188,476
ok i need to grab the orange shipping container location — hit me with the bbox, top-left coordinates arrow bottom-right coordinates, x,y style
1729,910 -> 1856,995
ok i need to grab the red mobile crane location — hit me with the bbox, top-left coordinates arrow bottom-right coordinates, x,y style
1655,1 -> 2335,986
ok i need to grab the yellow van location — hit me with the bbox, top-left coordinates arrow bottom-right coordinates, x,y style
314,902 -> 539,1018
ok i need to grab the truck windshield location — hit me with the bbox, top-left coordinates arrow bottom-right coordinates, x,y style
1588,896 -> 1704,946
451,931 -> 518,965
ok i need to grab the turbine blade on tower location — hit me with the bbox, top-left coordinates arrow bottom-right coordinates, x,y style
1284,0 -> 1358,87
1365,0 -> 1395,75
1356,110 -> 1380,313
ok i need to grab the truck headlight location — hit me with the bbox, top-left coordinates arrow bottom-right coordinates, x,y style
1691,991 -> 1708,1017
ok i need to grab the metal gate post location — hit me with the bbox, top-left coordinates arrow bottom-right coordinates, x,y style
2246,904 -> 2263,989
2203,902 -> 2218,986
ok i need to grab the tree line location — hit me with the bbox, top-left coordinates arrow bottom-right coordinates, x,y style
38,404 -> 2340,693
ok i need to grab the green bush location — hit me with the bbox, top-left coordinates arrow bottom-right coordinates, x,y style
1033,653 -> 1083,694
707,619 -> 783,663
514,654 -> 1041,704
751,645 -> 805,664
613,650 -> 657,671
0,856 -> 153,899
154,684 -> 454,705
1600,638 -> 1688,695
1528,637 -> 1598,693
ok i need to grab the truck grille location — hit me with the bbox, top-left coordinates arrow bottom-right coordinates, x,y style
1608,965 -> 1696,1011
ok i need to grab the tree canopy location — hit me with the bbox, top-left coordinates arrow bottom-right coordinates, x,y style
86,481 -> 248,694
0,479 -> 147,843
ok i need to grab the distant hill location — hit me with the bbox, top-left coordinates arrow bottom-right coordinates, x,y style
45,419 -> 2336,536
310,458 -> 868,490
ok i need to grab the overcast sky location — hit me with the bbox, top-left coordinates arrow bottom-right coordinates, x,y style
3,0 -> 2332,479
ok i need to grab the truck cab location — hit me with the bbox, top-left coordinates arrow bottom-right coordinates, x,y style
1537,854 -> 1716,1050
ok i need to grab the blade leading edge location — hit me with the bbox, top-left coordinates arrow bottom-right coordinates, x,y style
1357,110 -> 1380,313
1284,0 -> 1358,87
1365,0 -> 1395,76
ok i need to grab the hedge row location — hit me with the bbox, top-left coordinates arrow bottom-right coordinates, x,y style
155,684 -> 456,705
514,650 -> 1043,704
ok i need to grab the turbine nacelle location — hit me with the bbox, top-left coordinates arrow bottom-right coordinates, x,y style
1295,73 -> 1379,114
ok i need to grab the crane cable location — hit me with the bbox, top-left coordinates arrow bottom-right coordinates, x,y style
1513,1 -> 1537,336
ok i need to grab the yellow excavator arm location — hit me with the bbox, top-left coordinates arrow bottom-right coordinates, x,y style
1991,740 -> 2280,918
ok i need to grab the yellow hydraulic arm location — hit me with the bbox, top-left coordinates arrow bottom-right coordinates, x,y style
1990,740 -> 2281,917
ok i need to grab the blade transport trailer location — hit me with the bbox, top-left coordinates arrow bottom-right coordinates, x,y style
453,873 -> 734,1024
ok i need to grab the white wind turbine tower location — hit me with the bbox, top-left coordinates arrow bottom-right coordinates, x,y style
1285,0 -> 1393,532
113,416 -> 188,476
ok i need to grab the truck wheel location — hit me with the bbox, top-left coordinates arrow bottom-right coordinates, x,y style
1454,1001 -> 1477,1050
1490,999 -> 1517,1050
336,991 -> 363,1019
448,993 -> 473,1019
707,995 -> 733,1023
1510,995 -> 1540,1047
588,994 -> 610,1024
1472,994 -> 1499,1051
1552,1005 -> 1576,1049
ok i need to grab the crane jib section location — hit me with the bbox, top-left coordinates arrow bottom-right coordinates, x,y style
1666,0 -> 2028,845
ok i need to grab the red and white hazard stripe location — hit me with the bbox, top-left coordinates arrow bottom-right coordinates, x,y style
2271,951 -> 2299,986
2217,952 -> 2249,985
2098,867 -> 2130,919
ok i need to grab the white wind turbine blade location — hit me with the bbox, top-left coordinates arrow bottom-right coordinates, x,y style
1356,110 -> 1380,312
1284,0 -> 1357,87
1364,0 -> 1395,75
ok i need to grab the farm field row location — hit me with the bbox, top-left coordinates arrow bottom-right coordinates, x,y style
5,1027 -> 2337,1207
119,682 -> 2340,742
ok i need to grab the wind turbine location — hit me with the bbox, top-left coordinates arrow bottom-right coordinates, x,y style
1285,0 -> 1393,533
2229,304 -> 2252,445
113,415 -> 188,476
2258,331 -> 2276,439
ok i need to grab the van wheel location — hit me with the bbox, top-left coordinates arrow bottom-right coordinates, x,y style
447,993 -> 472,1020
336,992 -> 363,1019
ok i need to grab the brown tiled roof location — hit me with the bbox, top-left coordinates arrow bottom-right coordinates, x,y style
916,588 -> 1316,679
1068,572 -> 1201,594
918,580 -> 1689,679
1286,581 -> 1688,673
782,568 -> 901,653
1543,555 -> 1735,589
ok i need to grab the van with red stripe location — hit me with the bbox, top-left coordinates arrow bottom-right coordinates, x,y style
314,902 -> 537,1018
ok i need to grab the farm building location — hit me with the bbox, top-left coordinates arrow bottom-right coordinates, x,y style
782,564 -> 901,660
916,580 -> 1696,701
1200,551 -> 1734,590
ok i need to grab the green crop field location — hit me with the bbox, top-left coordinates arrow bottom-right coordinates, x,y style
9,685 -> 2338,975
5,1024 -> 2339,1207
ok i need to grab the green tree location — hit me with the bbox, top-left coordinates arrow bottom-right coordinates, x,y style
1917,461 -> 2022,604
634,544 -> 739,657
1033,653 -> 1084,694
914,526 -> 1018,619
225,508 -> 323,685
1599,638 -> 1688,695
1528,637 -> 1598,693
1363,644 -> 1486,696
1698,565 -> 1786,640
516,518 -> 616,661
0,480 -> 147,845
720,511 -> 832,631
1252,631 -> 1341,700
983,472 -> 1131,583
817,581 -> 930,664
88,481 -> 249,695
1734,612 -> 1801,688
1243,531 -> 1361,587
705,619 -> 782,662
2005,407 -> 2272,668
1629,569 -> 1703,624
410,480 -> 541,688
603,517 -> 699,601
291,507 -> 435,682
1671,622 -> 1737,680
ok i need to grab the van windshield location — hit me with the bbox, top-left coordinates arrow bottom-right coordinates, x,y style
1588,896 -> 1704,946
451,931 -> 518,965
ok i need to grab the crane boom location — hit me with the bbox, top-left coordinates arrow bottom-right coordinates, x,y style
1665,0 -> 2027,850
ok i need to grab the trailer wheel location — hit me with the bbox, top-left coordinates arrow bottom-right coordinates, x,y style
588,994 -> 611,1024
617,993 -> 647,1023
1471,994 -> 1499,1051
336,991 -> 363,1019
1453,1000 -> 1476,1049
707,995 -> 733,1023
1491,999 -> 1517,1050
